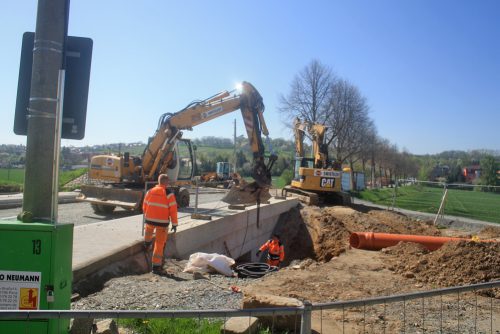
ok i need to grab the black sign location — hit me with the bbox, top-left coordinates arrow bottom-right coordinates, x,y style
14,32 -> 93,140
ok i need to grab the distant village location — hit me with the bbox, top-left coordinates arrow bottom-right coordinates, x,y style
0,142 -> 145,170
1,143 -> 497,185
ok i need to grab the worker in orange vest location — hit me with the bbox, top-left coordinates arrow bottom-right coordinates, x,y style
256,233 -> 285,268
143,174 -> 178,275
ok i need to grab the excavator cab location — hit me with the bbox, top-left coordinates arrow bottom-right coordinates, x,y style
78,139 -> 195,213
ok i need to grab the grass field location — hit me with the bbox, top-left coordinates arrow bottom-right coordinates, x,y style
272,176 -> 288,189
0,168 -> 87,191
119,318 -> 223,334
0,168 -> 25,184
119,317 -> 276,334
357,184 -> 500,224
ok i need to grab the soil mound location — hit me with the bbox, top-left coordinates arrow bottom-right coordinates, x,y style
287,204 -> 440,263
279,204 -> 499,293
479,225 -> 500,238
383,240 -> 500,296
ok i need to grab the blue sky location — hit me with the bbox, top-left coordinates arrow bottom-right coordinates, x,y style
1,1 -> 499,155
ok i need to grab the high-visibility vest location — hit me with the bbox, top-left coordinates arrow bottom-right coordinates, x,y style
142,185 -> 178,226
259,239 -> 284,262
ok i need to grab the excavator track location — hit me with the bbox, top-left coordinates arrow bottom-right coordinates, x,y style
282,185 -> 320,206
282,186 -> 351,206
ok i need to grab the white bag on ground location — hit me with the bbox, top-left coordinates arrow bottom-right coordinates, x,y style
183,252 -> 235,276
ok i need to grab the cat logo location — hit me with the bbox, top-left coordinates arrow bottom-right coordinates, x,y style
320,178 -> 335,188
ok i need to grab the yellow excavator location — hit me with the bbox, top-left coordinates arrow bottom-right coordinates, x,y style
282,118 -> 351,206
78,82 -> 277,214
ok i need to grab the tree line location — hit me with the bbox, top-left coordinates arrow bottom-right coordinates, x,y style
278,60 -> 499,188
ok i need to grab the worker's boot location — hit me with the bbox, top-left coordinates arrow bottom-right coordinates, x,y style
151,265 -> 163,275
152,265 -> 171,277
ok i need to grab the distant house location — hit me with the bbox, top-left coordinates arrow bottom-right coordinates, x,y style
430,165 -> 450,181
462,165 -> 481,183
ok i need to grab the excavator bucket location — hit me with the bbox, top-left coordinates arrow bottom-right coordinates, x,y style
222,158 -> 275,205
221,179 -> 271,205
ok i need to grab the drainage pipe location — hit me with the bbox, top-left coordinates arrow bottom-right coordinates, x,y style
349,232 -> 497,251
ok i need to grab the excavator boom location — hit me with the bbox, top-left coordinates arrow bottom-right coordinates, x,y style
80,81 -> 276,212
141,81 -> 273,190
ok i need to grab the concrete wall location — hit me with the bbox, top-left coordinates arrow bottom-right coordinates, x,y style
72,197 -> 299,292
166,198 -> 299,261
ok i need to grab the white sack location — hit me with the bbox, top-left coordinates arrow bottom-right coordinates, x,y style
183,252 -> 235,276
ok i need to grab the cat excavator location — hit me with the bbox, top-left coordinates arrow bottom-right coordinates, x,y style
282,118 -> 351,206
77,82 -> 276,214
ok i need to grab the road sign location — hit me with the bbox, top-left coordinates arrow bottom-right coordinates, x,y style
14,32 -> 93,140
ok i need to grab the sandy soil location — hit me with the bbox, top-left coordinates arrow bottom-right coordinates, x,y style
243,203 -> 500,333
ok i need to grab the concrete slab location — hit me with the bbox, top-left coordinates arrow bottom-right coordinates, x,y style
0,191 -> 79,209
222,316 -> 259,334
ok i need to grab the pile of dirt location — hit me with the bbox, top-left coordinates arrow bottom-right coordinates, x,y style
280,204 -> 440,263
477,225 -> 500,239
274,203 -> 499,294
383,240 -> 500,296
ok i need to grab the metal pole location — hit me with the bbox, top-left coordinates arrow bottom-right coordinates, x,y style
194,179 -> 199,215
233,119 -> 237,173
50,69 -> 65,224
300,301 -> 312,334
23,0 -> 68,222
433,186 -> 448,225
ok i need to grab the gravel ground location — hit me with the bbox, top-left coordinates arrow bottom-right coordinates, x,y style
72,259 -> 255,311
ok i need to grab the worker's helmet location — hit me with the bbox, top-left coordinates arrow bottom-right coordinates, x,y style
272,233 -> 280,240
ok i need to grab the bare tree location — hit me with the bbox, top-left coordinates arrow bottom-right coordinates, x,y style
325,79 -> 372,165
279,59 -> 335,124
358,126 -> 378,185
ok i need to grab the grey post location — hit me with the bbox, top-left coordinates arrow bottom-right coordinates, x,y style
300,301 -> 312,334
23,0 -> 69,222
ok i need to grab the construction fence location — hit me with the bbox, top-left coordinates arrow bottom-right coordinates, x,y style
1,281 -> 498,333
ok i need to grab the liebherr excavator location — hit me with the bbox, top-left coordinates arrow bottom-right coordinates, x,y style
282,118 -> 351,206
77,82 -> 277,214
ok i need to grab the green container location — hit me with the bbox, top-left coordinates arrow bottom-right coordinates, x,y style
0,221 -> 73,334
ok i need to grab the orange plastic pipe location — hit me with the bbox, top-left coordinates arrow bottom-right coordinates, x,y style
349,232 -> 497,251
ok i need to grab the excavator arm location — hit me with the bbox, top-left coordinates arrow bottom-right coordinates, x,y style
294,118 -> 306,159
141,81 -> 275,197
308,123 -> 328,168
293,118 -> 330,168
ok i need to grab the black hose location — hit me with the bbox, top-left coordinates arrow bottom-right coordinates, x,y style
235,263 -> 278,278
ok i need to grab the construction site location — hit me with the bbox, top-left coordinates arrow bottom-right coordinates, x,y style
3,61 -> 499,333
2,2 -> 500,334
64,191 -> 500,334
3,56 -> 500,334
